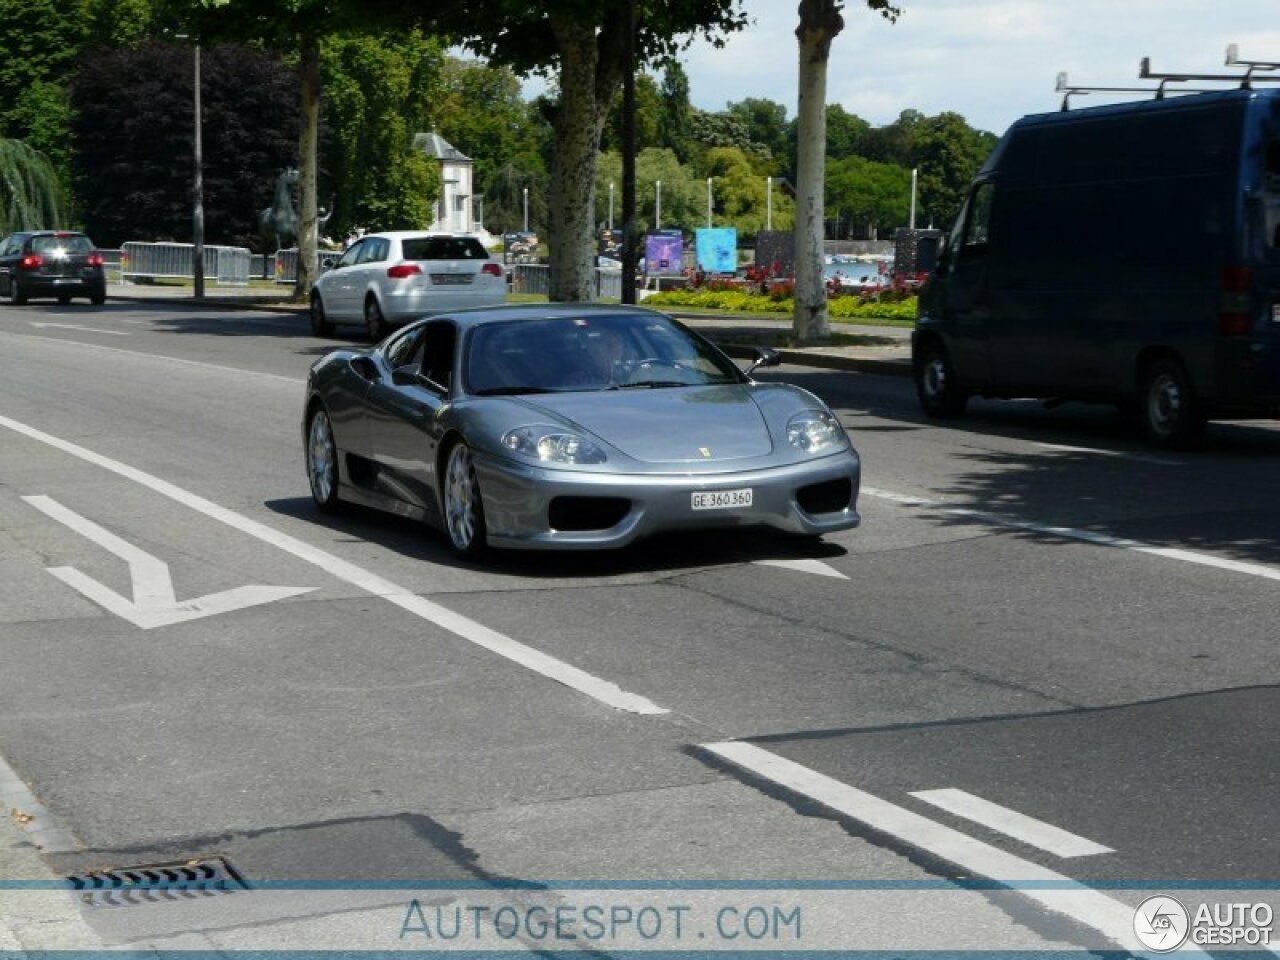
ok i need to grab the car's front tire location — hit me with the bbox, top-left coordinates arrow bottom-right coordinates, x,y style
442,440 -> 488,559
364,295 -> 388,342
915,339 -> 968,418
1140,356 -> 1204,448
306,405 -> 343,512
310,291 -> 334,337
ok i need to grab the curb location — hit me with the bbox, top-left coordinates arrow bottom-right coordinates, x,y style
0,811 -> 102,952
105,291 -> 916,378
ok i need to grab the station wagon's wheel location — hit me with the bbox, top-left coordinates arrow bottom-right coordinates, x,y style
306,406 -> 342,512
443,440 -> 488,559
90,292 -> 106,306
57,294 -> 71,305
1140,357 -> 1204,448
914,339 -> 968,418
8,278 -> 26,306
364,295 -> 389,342
310,291 -> 334,337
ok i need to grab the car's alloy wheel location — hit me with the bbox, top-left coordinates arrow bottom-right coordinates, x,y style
915,341 -> 967,418
8,279 -> 26,306
310,292 -> 334,337
365,296 -> 388,342
443,441 -> 487,558
306,407 -> 341,511
1141,357 -> 1203,447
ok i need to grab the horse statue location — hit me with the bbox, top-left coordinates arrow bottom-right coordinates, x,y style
257,167 -> 299,252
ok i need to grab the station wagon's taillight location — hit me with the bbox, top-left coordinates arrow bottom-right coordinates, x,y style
87,253 -> 103,267
18,254 -> 41,270
387,264 -> 422,279
482,262 -> 503,278
1219,265 -> 1253,335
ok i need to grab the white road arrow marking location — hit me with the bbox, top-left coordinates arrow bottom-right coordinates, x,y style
23,495 -> 314,629
754,558 -> 848,579
28,322 -> 129,335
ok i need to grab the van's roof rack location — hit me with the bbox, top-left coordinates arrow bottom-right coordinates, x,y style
1057,46 -> 1280,111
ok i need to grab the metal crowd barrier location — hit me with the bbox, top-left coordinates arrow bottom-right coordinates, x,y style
273,248 -> 342,285
510,263 -> 623,300
120,242 -> 251,286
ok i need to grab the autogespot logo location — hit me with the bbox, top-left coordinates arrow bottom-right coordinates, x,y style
1134,895 -> 1191,952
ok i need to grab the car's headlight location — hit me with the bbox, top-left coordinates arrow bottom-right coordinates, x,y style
786,410 -> 847,454
501,425 -> 607,464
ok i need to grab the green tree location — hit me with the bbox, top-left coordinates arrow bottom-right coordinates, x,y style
322,31 -> 443,239
690,108 -> 754,154
602,73 -> 662,154
700,145 -> 793,237
862,108 -> 922,166
0,139 -> 66,232
911,111 -> 996,227
826,154 -> 909,238
824,103 -> 870,160
725,97 -> 790,169
455,0 -> 749,302
659,60 -> 694,163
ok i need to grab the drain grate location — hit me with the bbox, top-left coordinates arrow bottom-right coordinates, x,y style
66,856 -> 249,908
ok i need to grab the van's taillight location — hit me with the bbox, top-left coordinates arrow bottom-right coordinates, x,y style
87,253 -> 103,267
1219,265 -> 1253,335
482,262 -> 503,278
18,254 -> 41,270
386,264 -> 422,279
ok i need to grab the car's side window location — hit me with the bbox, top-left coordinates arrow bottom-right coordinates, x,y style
384,327 -> 424,369
336,240 -> 365,269
420,320 -> 457,391
962,183 -> 995,252
360,238 -> 389,264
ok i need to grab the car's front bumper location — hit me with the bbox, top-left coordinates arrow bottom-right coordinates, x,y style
473,449 -> 862,550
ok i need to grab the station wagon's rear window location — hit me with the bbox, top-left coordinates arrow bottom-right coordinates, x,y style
402,237 -> 488,260
31,234 -> 93,254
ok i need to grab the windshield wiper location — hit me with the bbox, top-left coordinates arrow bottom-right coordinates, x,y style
618,380 -> 691,390
472,385 -> 555,396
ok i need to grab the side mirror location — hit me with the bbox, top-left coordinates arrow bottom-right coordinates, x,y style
350,356 -> 379,382
745,346 -> 782,377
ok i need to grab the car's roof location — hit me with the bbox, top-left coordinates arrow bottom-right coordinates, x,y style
410,302 -> 670,332
365,231 -> 488,242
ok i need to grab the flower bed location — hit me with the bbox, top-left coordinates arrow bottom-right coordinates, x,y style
644,286 -> 918,323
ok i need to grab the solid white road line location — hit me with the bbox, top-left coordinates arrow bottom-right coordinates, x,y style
1032,441 -> 1182,467
28,321 -> 129,335
0,413 -> 667,716
909,788 -> 1114,859
702,741 -> 1201,955
862,485 -> 1280,585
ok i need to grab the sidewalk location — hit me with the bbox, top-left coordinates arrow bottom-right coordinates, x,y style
104,282 -> 914,378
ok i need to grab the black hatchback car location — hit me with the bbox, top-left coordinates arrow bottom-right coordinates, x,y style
0,231 -> 107,305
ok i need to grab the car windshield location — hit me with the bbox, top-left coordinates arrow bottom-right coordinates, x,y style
31,234 -> 92,255
401,237 -> 488,260
464,313 -> 745,395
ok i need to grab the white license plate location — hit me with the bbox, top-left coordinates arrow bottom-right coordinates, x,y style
691,488 -> 753,510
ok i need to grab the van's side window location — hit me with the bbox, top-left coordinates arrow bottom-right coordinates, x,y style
963,183 -> 995,250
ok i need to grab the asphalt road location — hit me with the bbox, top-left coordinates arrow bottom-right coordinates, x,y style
2,299 -> 1279,955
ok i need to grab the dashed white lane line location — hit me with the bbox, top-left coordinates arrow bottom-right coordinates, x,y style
862,485 -> 1280,584
0,413 -> 668,716
702,740 -> 1200,956
909,788 -> 1114,859
753,558 -> 848,579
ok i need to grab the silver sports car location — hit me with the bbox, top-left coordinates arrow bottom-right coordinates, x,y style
302,303 -> 861,557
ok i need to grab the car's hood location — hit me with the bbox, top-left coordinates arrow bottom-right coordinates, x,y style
516,385 -> 773,463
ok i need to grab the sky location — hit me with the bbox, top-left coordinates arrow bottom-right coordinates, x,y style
664,0 -> 1280,136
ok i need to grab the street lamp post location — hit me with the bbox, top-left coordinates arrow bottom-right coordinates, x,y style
706,177 -> 712,228
523,186 -> 529,232
766,176 -> 773,232
655,180 -> 661,231
192,43 -> 205,299
609,181 -> 615,231
909,167 -> 918,229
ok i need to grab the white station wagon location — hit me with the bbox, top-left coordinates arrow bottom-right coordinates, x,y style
309,231 -> 506,340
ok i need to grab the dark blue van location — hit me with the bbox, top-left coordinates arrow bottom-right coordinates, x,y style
913,87 -> 1280,446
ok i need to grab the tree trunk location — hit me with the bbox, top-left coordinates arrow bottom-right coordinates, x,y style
792,0 -> 842,343
293,31 -> 321,301
548,15 -> 606,303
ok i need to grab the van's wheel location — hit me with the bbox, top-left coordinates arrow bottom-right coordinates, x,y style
364,295 -> 388,342
310,292 -> 334,337
915,340 -> 968,418
442,440 -> 488,560
1140,357 -> 1204,448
